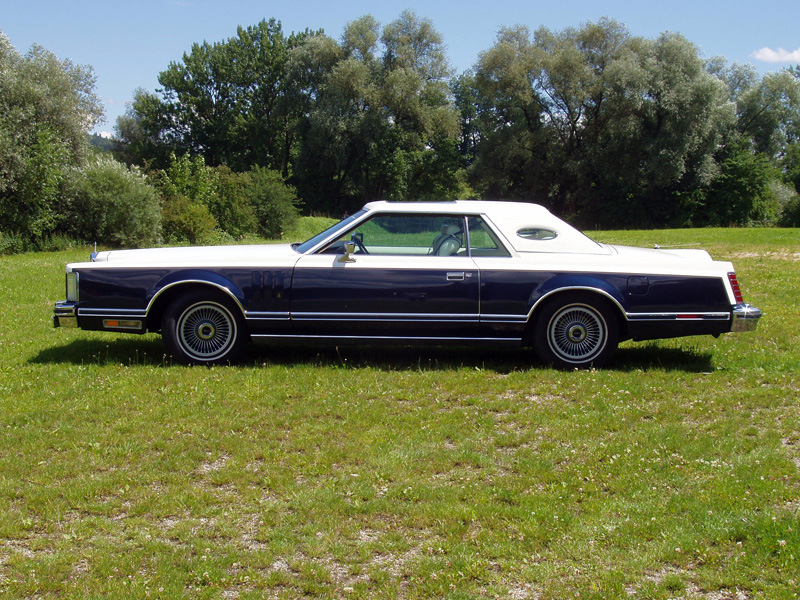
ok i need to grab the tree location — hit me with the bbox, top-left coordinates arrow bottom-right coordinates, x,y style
152,153 -> 299,243
699,143 -> 776,225
589,31 -> 733,225
783,142 -> 800,194
471,20 -> 733,227
735,70 -> 800,158
0,32 -> 103,244
450,72 -> 481,165
115,20 -> 310,173
291,12 -> 461,211
114,88 -> 177,170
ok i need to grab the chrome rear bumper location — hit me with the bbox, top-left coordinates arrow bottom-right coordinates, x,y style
732,304 -> 762,332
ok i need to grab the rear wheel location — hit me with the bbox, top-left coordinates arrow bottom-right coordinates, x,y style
533,294 -> 619,369
162,290 -> 246,365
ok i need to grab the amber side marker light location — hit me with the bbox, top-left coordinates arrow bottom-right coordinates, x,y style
103,320 -> 143,330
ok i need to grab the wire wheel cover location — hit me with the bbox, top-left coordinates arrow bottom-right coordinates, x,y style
178,302 -> 236,360
547,304 -> 607,362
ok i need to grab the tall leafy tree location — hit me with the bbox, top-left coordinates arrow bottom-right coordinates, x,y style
116,19 -> 310,173
0,32 -> 103,242
471,20 -> 733,226
735,70 -> 800,158
291,12 -> 461,211
114,88 -> 177,170
471,24 -> 560,205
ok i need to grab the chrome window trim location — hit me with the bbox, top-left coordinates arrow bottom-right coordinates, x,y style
305,210 -> 517,259
296,210 -> 368,254
475,214 -> 518,258
517,227 -> 558,241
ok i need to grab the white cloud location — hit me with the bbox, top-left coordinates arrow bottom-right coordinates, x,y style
751,47 -> 800,63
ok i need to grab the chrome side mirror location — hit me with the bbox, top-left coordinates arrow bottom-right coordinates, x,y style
338,240 -> 357,263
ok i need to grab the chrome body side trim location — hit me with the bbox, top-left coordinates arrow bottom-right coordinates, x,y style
480,314 -> 528,323
245,311 -> 291,321
251,333 -> 521,344
78,308 -> 148,317
626,312 -> 730,321
289,312 -> 480,322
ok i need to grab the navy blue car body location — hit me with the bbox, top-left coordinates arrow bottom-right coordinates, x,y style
54,201 -> 761,367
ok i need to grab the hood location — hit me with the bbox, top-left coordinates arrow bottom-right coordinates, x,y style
86,243 -> 300,267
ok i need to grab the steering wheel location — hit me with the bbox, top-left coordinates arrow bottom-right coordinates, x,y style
351,232 -> 369,255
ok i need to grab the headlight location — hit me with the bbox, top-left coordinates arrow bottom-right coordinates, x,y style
66,272 -> 79,301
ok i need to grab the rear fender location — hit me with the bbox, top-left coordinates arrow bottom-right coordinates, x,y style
527,275 -> 628,321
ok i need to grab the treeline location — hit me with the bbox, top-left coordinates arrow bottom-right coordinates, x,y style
2,15 -> 800,253
1,31 -> 301,253
115,14 -> 800,228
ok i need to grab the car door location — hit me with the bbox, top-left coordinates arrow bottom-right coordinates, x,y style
289,213 -> 481,340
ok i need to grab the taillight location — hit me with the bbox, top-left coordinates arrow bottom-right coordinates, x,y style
728,272 -> 744,304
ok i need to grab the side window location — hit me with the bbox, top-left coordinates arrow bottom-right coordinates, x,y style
321,214 -> 467,256
468,216 -> 511,257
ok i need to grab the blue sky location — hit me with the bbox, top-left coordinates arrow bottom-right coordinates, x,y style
2,0 -> 799,135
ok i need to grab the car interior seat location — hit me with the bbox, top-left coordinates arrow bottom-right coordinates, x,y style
432,224 -> 462,256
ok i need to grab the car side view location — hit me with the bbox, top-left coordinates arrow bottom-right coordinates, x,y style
53,201 -> 761,368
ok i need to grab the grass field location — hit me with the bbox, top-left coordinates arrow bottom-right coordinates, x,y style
0,226 -> 798,599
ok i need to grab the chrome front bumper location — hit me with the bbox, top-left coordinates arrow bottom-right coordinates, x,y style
732,304 -> 762,332
53,302 -> 78,328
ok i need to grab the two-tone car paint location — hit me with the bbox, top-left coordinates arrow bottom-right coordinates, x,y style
54,200 -> 760,367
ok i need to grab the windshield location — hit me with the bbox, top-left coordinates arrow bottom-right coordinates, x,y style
294,210 -> 366,254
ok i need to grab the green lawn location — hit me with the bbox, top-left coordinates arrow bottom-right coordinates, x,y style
0,227 -> 798,599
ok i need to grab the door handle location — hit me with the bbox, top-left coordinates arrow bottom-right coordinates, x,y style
446,272 -> 465,281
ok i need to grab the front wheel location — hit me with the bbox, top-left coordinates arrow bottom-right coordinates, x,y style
533,295 -> 619,369
162,291 -> 246,365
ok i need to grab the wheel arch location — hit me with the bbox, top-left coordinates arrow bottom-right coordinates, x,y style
145,277 -> 246,333
524,284 -> 629,346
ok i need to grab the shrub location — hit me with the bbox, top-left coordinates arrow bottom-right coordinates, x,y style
64,156 -> 162,247
0,126 -> 70,242
779,193 -> 800,226
157,153 -> 218,206
767,180 -> 800,227
161,194 -> 218,245
701,147 -> 775,226
245,166 -> 301,239
207,166 -> 259,238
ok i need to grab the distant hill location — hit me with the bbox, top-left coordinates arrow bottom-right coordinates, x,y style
88,133 -> 114,153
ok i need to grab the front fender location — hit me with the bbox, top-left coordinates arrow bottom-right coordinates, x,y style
146,270 -> 247,315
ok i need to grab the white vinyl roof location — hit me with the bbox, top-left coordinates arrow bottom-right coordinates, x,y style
362,200 -> 609,255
